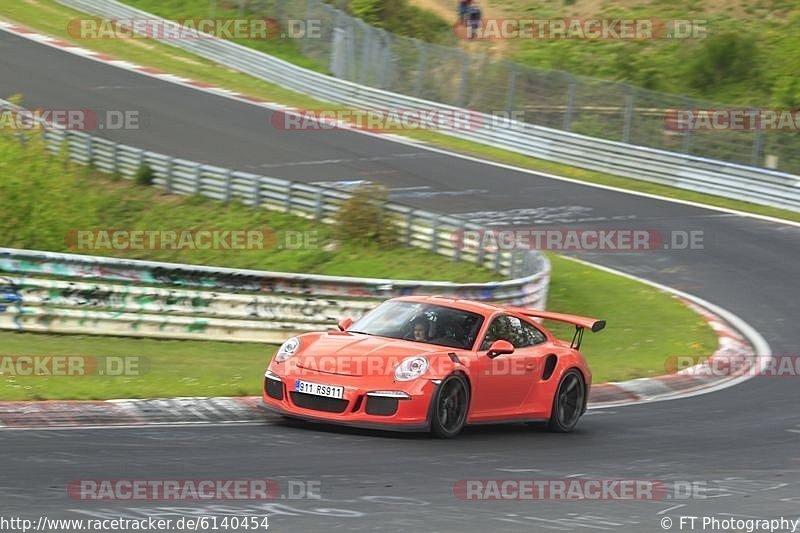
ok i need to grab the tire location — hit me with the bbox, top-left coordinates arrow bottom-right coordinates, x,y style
547,369 -> 586,433
430,374 -> 470,439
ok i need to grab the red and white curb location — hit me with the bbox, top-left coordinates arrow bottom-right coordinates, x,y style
589,299 -> 758,408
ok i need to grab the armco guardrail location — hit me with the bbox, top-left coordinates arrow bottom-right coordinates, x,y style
51,0 -> 800,211
0,249 -> 550,342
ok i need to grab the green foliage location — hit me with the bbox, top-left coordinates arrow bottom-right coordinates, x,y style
333,182 -> 401,248
687,33 -> 759,93
134,164 -> 156,186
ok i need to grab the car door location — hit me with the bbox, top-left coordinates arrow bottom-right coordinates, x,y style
470,315 -> 541,418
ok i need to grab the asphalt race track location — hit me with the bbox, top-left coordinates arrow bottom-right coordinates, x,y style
1,29 -> 799,532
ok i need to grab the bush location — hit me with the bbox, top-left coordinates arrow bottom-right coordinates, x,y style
135,165 -> 156,186
687,33 -> 758,92
333,182 -> 400,248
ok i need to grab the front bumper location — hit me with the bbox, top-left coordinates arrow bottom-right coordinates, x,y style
262,368 -> 437,432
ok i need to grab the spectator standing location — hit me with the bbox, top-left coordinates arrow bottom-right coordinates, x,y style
467,1 -> 482,39
458,0 -> 469,25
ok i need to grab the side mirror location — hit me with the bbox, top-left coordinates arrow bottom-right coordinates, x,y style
487,339 -> 514,358
338,317 -> 353,331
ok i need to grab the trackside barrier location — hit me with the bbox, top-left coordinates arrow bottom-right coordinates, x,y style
48,0 -> 800,211
0,249 -> 550,342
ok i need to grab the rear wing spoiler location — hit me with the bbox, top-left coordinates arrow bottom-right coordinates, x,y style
506,307 -> 605,349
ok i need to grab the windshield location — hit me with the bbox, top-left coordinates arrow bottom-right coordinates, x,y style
349,301 -> 485,350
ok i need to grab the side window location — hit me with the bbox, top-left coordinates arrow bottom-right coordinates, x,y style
480,315 -> 510,351
520,320 -> 547,346
480,315 -> 547,350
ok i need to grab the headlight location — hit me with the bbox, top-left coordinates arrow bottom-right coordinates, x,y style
394,356 -> 429,381
275,337 -> 301,362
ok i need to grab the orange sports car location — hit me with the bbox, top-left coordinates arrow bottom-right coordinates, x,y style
262,295 -> 604,438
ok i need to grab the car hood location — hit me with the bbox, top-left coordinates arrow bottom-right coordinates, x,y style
291,332 -> 440,377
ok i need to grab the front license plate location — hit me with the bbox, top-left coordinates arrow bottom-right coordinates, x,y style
294,379 -> 345,399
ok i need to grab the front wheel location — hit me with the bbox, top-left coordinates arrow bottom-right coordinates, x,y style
547,369 -> 586,433
430,374 -> 469,438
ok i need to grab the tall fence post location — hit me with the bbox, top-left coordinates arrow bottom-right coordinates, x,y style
681,96 -> 693,154
622,85 -> 634,144
302,0 -> 313,56
413,39 -> 426,99
506,63 -> 518,117
457,51 -> 469,108
563,73 -> 576,131
751,111 -> 763,167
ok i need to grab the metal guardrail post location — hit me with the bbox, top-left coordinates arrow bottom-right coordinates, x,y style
453,221 -> 464,262
430,214 -> 439,253
165,156 -> 174,193
314,189 -> 324,221
194,164 -> 202,195
85,135 -> 94,167
224,169 -> 232,203
111,142 -> 119,175
405,210 -> 414,246
253,176 -> 262,208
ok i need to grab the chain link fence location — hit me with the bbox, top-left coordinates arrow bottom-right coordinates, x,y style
208,0 -> 800,175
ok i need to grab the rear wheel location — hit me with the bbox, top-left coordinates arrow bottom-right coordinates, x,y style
431,374 -> 469,438
547,369 -> 586,433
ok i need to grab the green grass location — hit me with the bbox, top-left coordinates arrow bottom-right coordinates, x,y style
1,0 -> 798,222
0,332 -> 276,400
0,254 -> 718,400
543,254 -> 717,384
0,128 -> 498,281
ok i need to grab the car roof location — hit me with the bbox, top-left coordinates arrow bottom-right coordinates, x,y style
389,295 -> 506,317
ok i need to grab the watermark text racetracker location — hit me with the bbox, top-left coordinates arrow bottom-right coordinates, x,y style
454,479 -> 710,500
0,109 -> 140,131
0,355 -> 146,376
451,228 -> 704,252
68,479 -> 320,501
68,17 -> 321,40
66,229 -> 319,251
460,18 -> 707,40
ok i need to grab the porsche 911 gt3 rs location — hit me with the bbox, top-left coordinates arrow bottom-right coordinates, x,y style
262,295 -> 604,438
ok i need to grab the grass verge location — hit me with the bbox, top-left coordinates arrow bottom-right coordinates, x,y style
0,0 -> 797,223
